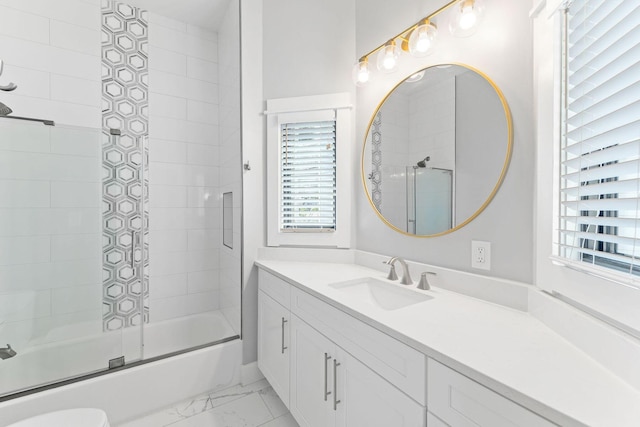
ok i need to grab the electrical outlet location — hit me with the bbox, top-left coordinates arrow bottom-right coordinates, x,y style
471,240 -> 491,270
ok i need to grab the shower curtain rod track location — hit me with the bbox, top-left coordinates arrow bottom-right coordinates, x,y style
0,115 -> 55,126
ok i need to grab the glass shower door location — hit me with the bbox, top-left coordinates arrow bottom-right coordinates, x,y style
0,120 -> 143,397
102,129 -> 147,364
414,168 -> 453,235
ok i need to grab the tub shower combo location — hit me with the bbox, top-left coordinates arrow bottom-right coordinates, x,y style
0,1 -> 242,399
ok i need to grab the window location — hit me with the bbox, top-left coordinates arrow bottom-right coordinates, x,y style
280,120 -> 337,231
556,0 -> 640,286
266,93 -> 352,247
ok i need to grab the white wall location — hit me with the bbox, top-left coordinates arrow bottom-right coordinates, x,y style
262,0 -> 356,100
146,14 -> 222,323
355,0 -> 534,283
455,69 -> 507,224
241,0 -> 357,363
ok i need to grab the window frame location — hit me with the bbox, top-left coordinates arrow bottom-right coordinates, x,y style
533,0 -> 640,334
266,93 -> 352,248
555,0 -> 640,285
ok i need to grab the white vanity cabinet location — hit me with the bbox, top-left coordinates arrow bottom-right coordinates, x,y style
257,271 -> 291,405
258,269 -> 426,427
257,267 -> 555,427
289,315 -> 425,427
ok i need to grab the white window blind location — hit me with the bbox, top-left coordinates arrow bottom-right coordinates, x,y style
558,0 -> 640,280
280,120 -> 337,232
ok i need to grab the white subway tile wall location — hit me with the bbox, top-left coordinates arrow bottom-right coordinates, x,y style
148,13 -> 224,324
0,1 -> 102,128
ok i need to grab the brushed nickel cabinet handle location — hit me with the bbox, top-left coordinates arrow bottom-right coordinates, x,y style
324,353 -> 332,401
281,318 -> 288,354
333,359 -> 341,410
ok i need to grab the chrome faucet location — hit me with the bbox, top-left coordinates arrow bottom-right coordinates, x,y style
384,257 -> 413,285
0,344 -> 16,360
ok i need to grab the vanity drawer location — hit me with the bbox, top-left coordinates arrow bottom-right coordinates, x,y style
428,359 -> 556,427
258,269 -> 291,309
290,286 -> 427,405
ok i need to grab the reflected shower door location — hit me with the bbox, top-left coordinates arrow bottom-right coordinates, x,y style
414,168 -> 453,235
0,121 -> 143,397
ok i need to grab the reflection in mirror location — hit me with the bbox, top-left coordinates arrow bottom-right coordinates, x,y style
363,64 -> 511,237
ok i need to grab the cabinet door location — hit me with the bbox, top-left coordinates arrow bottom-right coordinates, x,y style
290,315 -> 336,427
428,359 -> 556,427
258,291 -> 290,405
335,348 -> 426,427
428,412 -> 449,427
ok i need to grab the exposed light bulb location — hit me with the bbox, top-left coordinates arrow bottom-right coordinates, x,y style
459,4 -> 477,29
352,58 -> 371,86
408,20 -> 437,57
449,0 -> 484,37
376,40 -> 400,73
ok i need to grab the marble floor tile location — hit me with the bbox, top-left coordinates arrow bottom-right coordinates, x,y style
257,386 -> 288,419
258,413 -> 299,427
168,393 -> 273,427
161,378 -> 272,423
116,379 -> 299,427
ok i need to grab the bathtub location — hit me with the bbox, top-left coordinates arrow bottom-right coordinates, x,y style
0,339 -> 242,425
141,311 -> 238,359
0,310 -> 240,423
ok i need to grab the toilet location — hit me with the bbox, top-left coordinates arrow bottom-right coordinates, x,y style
6,408 -> 110,427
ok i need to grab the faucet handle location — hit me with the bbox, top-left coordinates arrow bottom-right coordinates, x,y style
383,261 -> 399,281
417,272 -> 436,290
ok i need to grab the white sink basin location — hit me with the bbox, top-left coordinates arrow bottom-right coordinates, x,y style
328,277 -> 432,311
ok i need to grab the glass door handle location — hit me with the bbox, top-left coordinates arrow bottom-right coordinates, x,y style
131,231 -> 137,270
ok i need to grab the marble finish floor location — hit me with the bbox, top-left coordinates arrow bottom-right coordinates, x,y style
117,379 -> 299,427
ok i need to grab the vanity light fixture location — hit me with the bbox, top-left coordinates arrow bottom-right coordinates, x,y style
351,0 -> 483,86
352,57 -> 371,86
376,40 -> 400,73
407,20 -> 438,57
449,0 -> 484,37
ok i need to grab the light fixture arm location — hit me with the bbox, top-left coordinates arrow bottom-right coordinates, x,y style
358,0 -> 459,61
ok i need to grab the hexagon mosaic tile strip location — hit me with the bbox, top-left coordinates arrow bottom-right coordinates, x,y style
371,112 -> 383,211
101,0 -> 149,331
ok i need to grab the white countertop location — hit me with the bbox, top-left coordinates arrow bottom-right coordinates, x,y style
255,259 -> 640,427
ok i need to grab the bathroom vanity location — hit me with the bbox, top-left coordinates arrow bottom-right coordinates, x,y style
255,254 -> 640,427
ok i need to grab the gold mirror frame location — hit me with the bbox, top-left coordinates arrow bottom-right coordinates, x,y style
361,63 -> 513,238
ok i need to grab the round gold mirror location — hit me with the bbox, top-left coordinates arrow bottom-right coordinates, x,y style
362,64 -> 512,237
